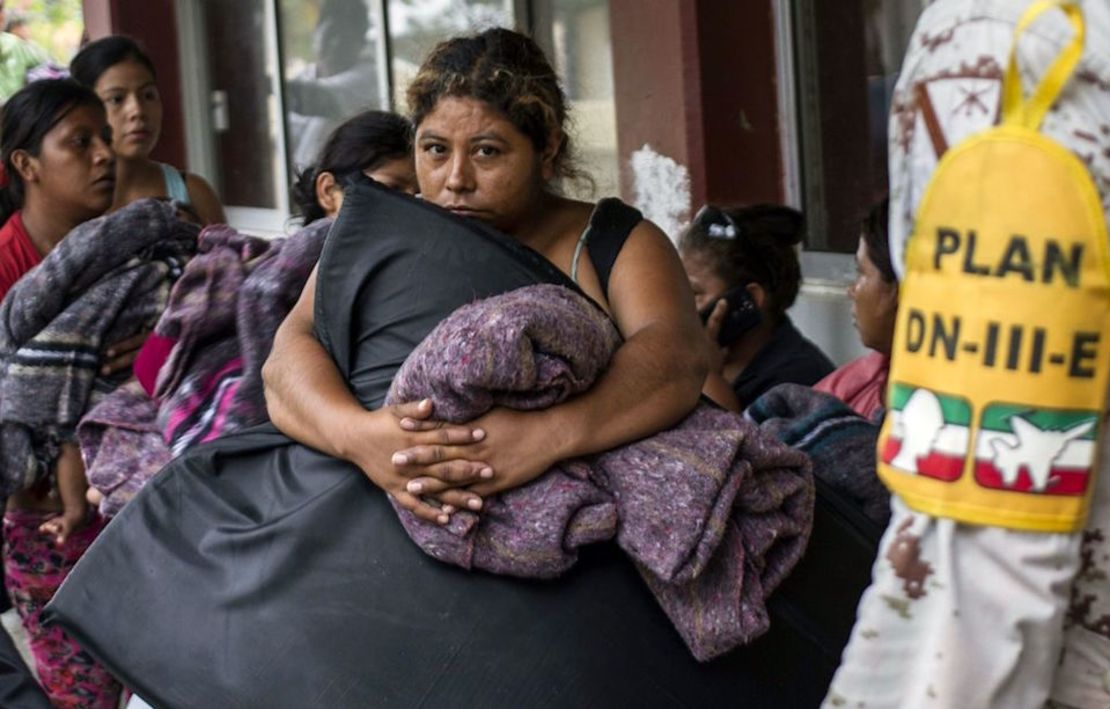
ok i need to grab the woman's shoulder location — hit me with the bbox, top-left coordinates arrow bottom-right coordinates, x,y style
572,196 -> 644,233
183,172 -> 226,225
813,351 -> 889,418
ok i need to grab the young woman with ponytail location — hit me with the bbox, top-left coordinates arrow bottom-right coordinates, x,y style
680,204 -> 835,410
70,36 -> 225,225
290,108 -> 416,224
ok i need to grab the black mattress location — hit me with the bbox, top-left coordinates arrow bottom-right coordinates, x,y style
45,180 -> 880,707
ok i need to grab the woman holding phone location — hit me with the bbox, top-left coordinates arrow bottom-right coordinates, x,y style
680,204 -> 834,410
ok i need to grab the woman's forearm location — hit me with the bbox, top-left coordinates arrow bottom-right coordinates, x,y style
262,319 -> 368,462
547,322 -> 707,460
264,311 -> 492,523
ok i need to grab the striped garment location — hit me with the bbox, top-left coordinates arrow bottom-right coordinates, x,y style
747,382 -> 890,525
154,219 -> 330,451
77,219 -> 331,516
0,199 -> 196,496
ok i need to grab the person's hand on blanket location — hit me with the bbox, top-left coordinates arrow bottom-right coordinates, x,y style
101,331 -> 150,376
393,406 -> 562,500
362,399 -> 493,524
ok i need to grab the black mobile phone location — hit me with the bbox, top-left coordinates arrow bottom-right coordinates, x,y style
699,285 -> 762,347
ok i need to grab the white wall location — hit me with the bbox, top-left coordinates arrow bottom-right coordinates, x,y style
791,252 -> 868,367
791,285 -> 867,367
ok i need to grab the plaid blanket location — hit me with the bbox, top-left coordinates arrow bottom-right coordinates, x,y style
0,199 -> 195,496
78,219 -> 330,515
156,218 -> 330,450
386,284 -> 815,661
747,383 -> 890,525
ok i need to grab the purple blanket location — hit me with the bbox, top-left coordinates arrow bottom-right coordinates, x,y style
386,284 -> 814,661
154,219 -> 331,448
78,380 -> 171,516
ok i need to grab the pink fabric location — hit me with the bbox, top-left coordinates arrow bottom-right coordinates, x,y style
3,509 -> 121,708
813,351 -> 889,420
133,333 -> 176,396
162,357 -> 244,448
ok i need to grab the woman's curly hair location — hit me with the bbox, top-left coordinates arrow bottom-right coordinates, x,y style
406,27 -> 586,187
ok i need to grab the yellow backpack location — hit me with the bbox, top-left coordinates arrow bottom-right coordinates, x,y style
877,0 -> 1110,532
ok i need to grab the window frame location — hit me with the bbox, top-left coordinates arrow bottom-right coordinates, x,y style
176,0 -> 525,236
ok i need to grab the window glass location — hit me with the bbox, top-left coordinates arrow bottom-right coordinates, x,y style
188,0 -> 621,231
279,0 -> 386,172
387,0 -> 513,109
545,0 -> 619,199
793,0 -> 927,252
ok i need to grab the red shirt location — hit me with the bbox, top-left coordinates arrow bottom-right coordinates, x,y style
813,351 -> 890,421
0,212 -> 42,302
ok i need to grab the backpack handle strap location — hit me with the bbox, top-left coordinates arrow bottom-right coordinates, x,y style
1002,0 -> 1084,130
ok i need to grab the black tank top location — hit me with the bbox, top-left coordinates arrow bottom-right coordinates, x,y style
570,197 -> 643,298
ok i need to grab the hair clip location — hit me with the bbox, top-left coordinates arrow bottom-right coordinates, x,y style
707,223 -> 736,239
694,204 -> 740,240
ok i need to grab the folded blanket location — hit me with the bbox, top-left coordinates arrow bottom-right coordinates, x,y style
157,218 -> 330,450
78,380 -> 169,517
746,383 -> 890,525
0,200 -> 196,495
77,219 -> 331,515
386,284 -> 814,661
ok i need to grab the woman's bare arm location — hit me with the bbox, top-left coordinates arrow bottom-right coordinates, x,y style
262,267 -> 490,522
544,220 -> 709,454
263,268 -> 366,459
395,220 -> 710,496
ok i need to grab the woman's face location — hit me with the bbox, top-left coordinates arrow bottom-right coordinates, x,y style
27,102 -> 116,221
415,96 -> 554,235
848,235 -> 899,354
93,59 -> 163,161
681,249 -> 729,313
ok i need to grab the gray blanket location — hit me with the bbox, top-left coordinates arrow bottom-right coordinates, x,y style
0,199 -> 196,495
386,284 -> 814,661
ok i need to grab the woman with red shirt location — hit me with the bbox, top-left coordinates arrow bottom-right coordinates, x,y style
0,82 -> 116,300
0,79 -> 123,708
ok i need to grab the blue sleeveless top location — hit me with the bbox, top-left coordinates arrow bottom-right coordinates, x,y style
158,163 -> 190,204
